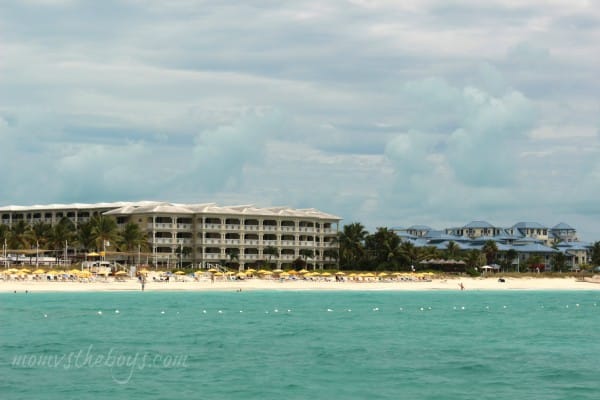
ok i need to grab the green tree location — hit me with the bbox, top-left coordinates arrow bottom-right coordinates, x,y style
263,245 -> 279,268
591,241 -> 600,266
365,227 -> 401,270
225,248 -> 240,269
48,217 -> 76,264
482,240 -> 499,265
337,222 -> 367,269
399,241 -> 419,269
299,248 -> 315,269
552,251 -> 567,272
90,215 -> 119,255
118,222 -> 148,264
501,249 -> 518,272
75,221 -> 97,252
26,221 -> 52,265
445,241 -> 461,259
465,249 -> 482,269
9,220 -> 30,250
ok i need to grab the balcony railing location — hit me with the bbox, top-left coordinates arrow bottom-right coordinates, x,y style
225,239 -> 240,245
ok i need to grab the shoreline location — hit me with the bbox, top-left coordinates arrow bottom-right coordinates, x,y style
1,276 -> 599,293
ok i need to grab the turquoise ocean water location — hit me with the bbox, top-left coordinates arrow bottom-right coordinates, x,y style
1,290 -> 599,399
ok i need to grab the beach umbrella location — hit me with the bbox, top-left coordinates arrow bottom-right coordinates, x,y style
174,271 -> 186,275
6,268 -> 20,274
87,252 -> 100,257
321,272 -> 332,277
335,271 -> 346,276
286,270 -> 298,275
19,268 -> 32,274
236,272 -> 247,278
257,269 -> 271,274
207,268 -> 219,273
298,269 -> 309,274
32,269 -> 46,274
377,272 -> 389,277
245,268 -> 256,273
114,271 -> 128,276
273,269 -> 284,273
213,272 -> 224,277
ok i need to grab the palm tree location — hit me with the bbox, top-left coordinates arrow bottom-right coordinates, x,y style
399,241 -> 419,269
482,240 -> 499,265
226,248 -> 240,270
263,245 -> 279,268
26,221 -> 52,265
552,251 -> 567,272
591,241 -> 600,266
9,220 -> 30,250
445,241 -> 460,259
504,249 -> 518,272
48,217 -> 76,264
118,222 -> 148,264
89,215 -> 119,256
75,221 -> 97,253
337,222 -> 367,269
299,248 -> 315,269
365,227 -> 401,269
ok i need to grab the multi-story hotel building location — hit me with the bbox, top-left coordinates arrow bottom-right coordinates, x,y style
0,201 -> 341,270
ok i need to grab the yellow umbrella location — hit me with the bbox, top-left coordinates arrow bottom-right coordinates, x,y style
236,272 -> 247,278
335,271 -> 346,276
79,271 -> 92,277
19,268 -> 32,274
87,252 -> 100,257
139,268 -> 149,273
245,268 -> 256,273
32,269 -> 46,274
213,272 -> 224,277
174,271 -> 186,275
298,269 -> 309,274
114,271 -> 128,276
286,270 -> 298,275
257,269 -> 271,274
6,268 -> 20,274
321,272 -> 332,277
378,272 -> 389,277
207,268 -> 219,273
69,269 -> 81,274
273,269 -> 284,273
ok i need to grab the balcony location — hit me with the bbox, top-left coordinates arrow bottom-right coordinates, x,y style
225,239 -> 240,245
281,254 -> 296,260
299,241 -> 315,247
262,240 -> 277,246
242,254 -> 259,260
281,240 -> 295,246
177,224 -> 192,230
244,225 -> 259,231
281,226 -> 295,232
202,223 -> 222,230
244,239 -> 259,246
225,224 -> 241,231
203,238 -> 221,245
203,254 -> 222,260
262,226 -> 277,232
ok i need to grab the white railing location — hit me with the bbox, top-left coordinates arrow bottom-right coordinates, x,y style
282,226 -> 295,232
177,224 -> 192,230
281,254 -> 296,260
263,226 -> 277,231
245,239 -> 259,245
204,224 -> 221,230
204,238 -> 221,244
225,224 -> 241,230
243,254 -> 259,260
262,240 -> 277,246
244,225 -> 259,231
299,241 -> 314,247
281,240 -> 295,246
203,254 -> 222,260
225,239 -> 240,245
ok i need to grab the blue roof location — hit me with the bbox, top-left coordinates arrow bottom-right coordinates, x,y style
463,220 -> 494,229
552,222 -> 574,230
513,221 -> 547,229
407,225 -> 432,231
513,243 -> 558,253
424,230 -> 467,241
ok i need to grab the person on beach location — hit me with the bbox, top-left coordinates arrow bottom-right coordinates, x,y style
459,282 -> 465,291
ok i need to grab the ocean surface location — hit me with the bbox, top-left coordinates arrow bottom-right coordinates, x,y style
1,290 -> 599,400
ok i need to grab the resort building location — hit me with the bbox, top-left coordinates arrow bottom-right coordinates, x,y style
394,220 -> 593,271
0,201 -> 341,270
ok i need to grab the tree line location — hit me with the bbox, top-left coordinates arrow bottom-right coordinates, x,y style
0,216 -> 148,263
336,222 -> 600,272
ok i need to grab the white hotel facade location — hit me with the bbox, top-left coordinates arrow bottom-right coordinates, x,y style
0,201 -> 341,270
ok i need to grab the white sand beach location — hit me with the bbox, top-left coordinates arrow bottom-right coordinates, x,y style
2,275 -> 600,293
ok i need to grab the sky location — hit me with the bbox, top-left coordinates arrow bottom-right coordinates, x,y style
0,0 -> 599,240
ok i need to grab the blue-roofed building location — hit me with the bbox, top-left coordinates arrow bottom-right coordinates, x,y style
402,225 -> 433,238
550,222 -> 578,243
447,221 -> 505,239
510,222 -> 550,244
